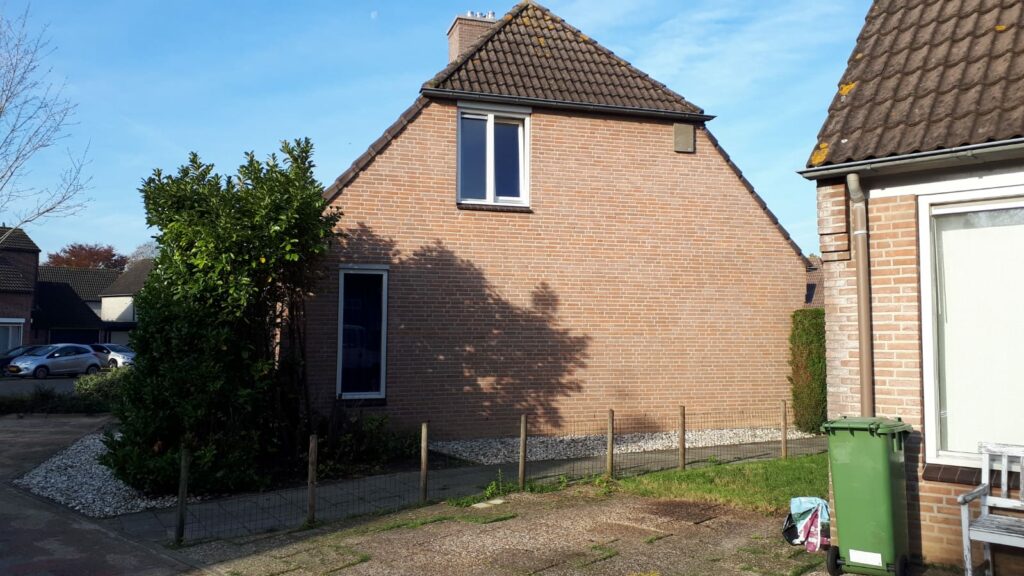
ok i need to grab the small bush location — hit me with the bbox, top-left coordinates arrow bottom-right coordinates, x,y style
316,412 -> 419,479
0,385 -> 110,415
789,308 -> 826,434
75,368 -> 132,406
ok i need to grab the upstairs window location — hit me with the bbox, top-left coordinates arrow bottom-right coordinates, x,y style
457,105 -> 530,206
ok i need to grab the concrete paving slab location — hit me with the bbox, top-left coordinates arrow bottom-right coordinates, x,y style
0,415 -> 197,575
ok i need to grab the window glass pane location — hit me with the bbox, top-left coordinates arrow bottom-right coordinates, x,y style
342,273 -> 384,395
0,327 -> 10,354
934,206 -> 1024,453
494,120 -> 520,198
459,116 -> 487,200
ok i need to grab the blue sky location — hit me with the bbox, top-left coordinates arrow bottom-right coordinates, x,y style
10,0 -> 870,257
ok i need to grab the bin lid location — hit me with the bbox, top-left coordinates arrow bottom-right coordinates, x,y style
821,416 -> 912,434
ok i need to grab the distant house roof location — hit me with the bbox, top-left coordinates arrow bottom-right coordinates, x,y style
808,0 -> 1024,168
805,255 -> 823,308
423,2 -> 709,120
33,281 -> 104,330
0,257 -> 33,293
0,227 -> 40,253
100,258 -> 153,297
37,266 -> 120,302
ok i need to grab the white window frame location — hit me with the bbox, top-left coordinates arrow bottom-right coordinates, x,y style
456,102 -> 530,207
336,265 -> 388,400
919,185 -> 1024,468
0,320 -> 23,351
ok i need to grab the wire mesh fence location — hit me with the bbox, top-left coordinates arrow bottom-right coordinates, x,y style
168,404 -> 827,543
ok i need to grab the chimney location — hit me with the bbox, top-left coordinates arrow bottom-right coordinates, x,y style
447,10 -> 497,62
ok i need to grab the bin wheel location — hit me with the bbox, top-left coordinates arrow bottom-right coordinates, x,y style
895,554 -> 908,576
826,546 -> 842,576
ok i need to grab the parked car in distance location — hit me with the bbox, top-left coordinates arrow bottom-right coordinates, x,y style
89,343 -> 135,368
0,345 -> 41,373
7,344 -> 102,379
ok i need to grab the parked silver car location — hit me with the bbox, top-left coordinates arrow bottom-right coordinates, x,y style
89,343 -> 135,368
7,344 -> 102,379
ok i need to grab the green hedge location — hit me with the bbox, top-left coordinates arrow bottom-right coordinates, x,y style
0,386 -> 110,415
789,308 -> 826,433
75,368 -> 132,407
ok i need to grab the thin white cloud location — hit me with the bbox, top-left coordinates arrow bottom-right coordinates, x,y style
632,0 -> 857,107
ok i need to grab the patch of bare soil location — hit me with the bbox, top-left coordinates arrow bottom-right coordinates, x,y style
179,487 -> 832,576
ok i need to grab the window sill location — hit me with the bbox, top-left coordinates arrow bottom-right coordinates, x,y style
457,202 -> 532,214
336,396 -> 387,408
922,463 -> 1020,489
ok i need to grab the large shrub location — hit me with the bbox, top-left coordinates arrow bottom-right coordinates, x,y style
102,139 -> 340,494
789,308 -> 826,434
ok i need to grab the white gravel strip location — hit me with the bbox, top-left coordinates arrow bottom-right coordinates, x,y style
431,427 -> 816,465
13,433 -> 179,518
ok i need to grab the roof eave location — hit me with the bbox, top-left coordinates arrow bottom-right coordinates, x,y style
422,88 -> 714,123
799,138 -> 1024,180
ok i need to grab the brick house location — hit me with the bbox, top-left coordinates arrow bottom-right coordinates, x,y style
34,266 -> 120,344
0,228 -> 40,351
801,0 -> 1024,569
308,1 -> 807,438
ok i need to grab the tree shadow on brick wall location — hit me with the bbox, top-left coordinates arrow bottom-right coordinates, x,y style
341,224 -> 590,436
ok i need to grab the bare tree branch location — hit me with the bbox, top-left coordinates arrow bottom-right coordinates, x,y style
0,7 -> 87,247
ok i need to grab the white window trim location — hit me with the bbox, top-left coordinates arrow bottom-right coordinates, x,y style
456,104 -> 531,207
0,318 -> 25,324
336,266 -> 388,400
919,184 -> 1024,467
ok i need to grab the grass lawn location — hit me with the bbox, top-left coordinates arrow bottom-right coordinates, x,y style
618,452 -> 828,514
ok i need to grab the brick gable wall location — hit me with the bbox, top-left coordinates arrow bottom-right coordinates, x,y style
306,99 -> 805,439
816,181 -> 1024,570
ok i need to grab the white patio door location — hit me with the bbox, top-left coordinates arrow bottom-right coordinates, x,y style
932,204 -> 1024,455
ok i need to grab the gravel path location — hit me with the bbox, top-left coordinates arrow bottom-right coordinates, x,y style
13,433 -> 178,518
430,427 -> 816,465
17,428 -> 817,517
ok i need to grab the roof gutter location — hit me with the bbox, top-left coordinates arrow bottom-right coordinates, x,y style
421,88 -> 715,123
798,137 -> 1024,180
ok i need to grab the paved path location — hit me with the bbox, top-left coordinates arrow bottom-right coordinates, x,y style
106,436 -> 826,543
0,377 -> 76,397
0,415 -> 197,575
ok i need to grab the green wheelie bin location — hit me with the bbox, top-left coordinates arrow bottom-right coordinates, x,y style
822,416 -> 913,576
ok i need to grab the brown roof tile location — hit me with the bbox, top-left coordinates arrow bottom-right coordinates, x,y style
99,258 -> 153,297
0,228 -> 40,252
0,257 -> 33,293
38,266 -> 120,302
808,0 -> 1024,168
423,2 -> 706,119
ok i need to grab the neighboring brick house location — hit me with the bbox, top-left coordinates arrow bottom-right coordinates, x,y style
0,228 -> 40,351
34,266 -> 119,344
804,255 -> 823,309
801,0 -> 1024,569
308,1 -> 807,438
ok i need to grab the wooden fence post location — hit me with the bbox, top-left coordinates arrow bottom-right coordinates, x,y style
606,409 -> 615,478
519,414 -> 528,490
781,400 -> 789,459
678,405 -> 686,470
174,446 -> 190,546
307,434 -> 318,526
420,422 -> 429,503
